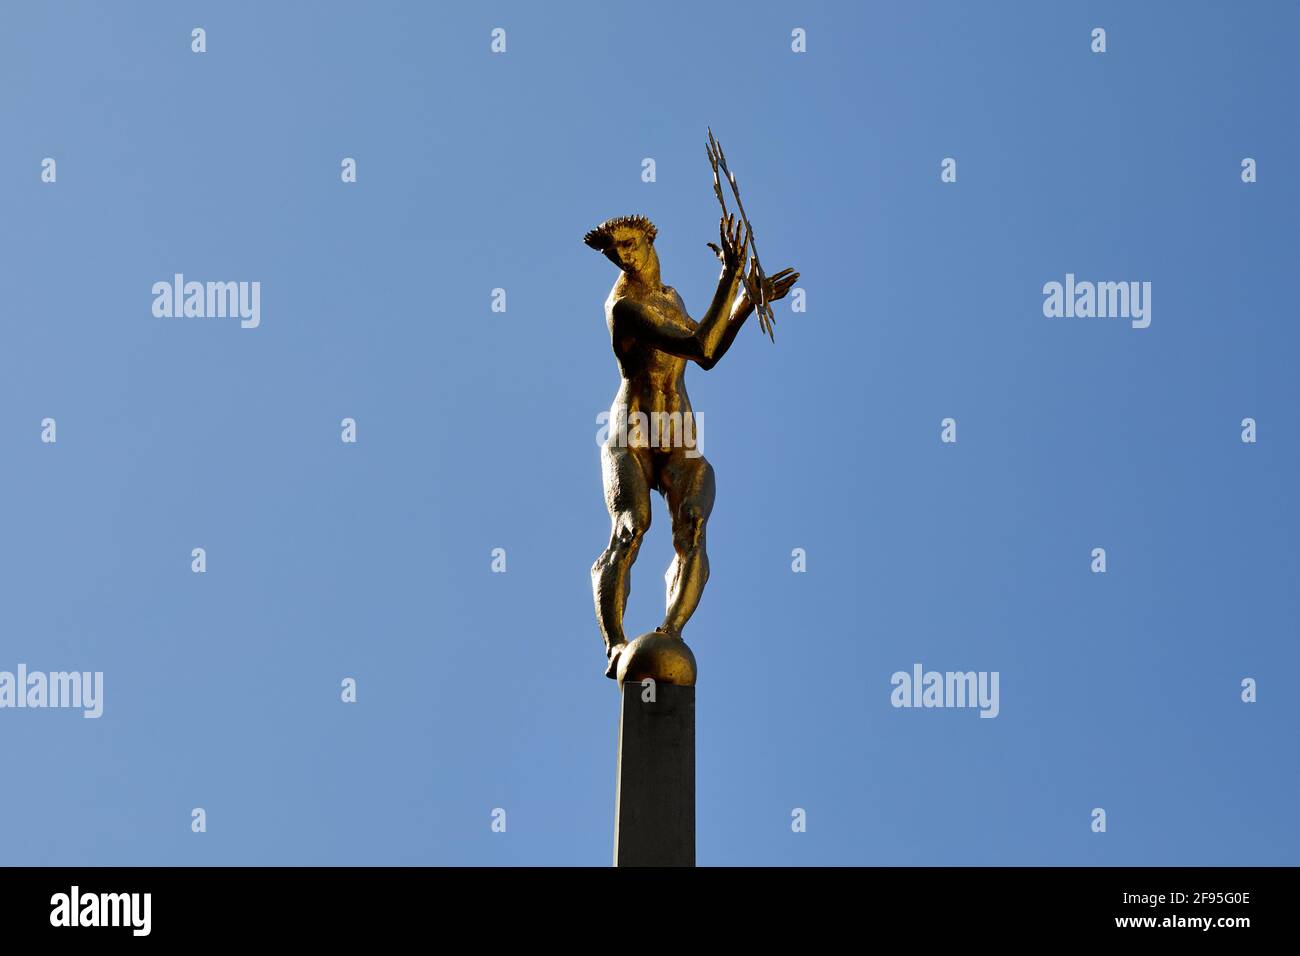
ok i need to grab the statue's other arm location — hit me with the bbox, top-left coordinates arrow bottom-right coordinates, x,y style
620,258 -> 800,367
613,268 -> 741,370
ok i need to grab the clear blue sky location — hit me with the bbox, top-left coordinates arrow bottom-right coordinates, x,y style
1,1 -> 1296,866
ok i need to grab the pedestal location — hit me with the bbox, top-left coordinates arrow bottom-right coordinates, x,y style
613,681 -> 695,867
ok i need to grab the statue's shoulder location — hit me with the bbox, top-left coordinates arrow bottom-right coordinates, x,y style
608,288 -> 648,321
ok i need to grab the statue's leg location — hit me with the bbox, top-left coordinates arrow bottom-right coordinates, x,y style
592,443 -> 652,675
659,452 -> 715,637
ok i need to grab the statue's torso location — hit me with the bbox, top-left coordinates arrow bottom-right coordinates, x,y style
605,283 -> 695,422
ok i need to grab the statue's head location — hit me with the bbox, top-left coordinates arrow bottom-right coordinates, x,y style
583,215 -> 658,277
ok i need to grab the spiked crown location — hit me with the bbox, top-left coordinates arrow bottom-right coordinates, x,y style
582,214 -> 658,251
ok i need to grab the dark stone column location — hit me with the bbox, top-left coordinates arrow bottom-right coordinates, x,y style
613,681 -> 695,867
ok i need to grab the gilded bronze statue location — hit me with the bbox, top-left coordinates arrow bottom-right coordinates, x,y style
586,132 -> 798,686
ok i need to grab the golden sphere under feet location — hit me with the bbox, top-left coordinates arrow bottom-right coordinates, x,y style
616,632 -> 698,687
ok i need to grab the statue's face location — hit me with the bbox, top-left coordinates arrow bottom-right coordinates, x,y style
604,226 -> 655,275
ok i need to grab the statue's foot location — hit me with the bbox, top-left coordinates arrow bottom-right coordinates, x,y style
604,641 -> 627,680
654,624 -> 682,640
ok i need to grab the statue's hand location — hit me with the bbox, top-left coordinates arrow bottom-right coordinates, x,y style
739,260 -> 800,308
706,214 -> 749,276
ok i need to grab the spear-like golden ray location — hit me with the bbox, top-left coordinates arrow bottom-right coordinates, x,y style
706,128 -> 775,341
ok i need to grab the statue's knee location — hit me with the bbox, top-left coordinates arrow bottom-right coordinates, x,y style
595,519 -> 646,576
614,517 -> 648,550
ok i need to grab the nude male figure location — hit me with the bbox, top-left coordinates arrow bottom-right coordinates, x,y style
585,213 -> 798,678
